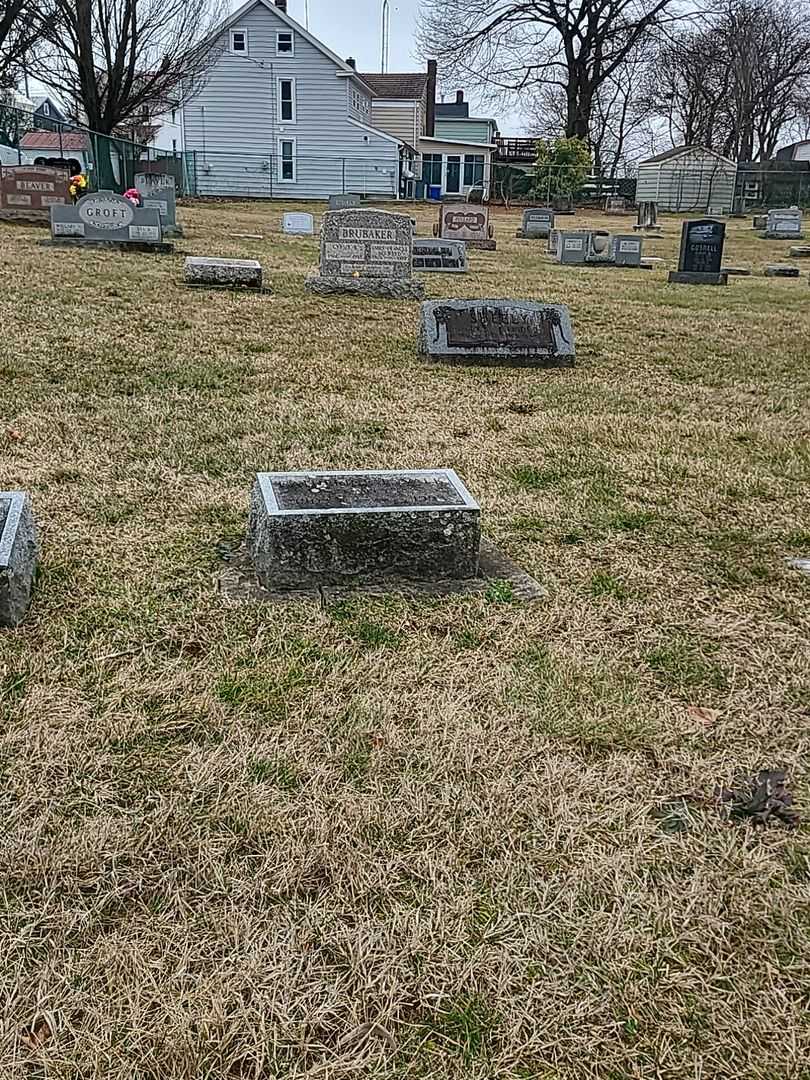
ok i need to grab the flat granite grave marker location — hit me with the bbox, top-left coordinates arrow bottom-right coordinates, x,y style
434,203 -> 496,250
305,208 -> 424,299
329,193 -> 361,210
248,469 -> 481,588
668,219 -> 727,285
765,206 -> 803,239
184,257 -> 265,290
517,207 -> 554,239
412,238 -> 468,272
0,165 -> 69,223
283,211 -> 314,235
765,264 -> 800,277
48,190 -> 171,252
419,299 -> 575,368
0,492 -> 38,628
134,172 -> 182,237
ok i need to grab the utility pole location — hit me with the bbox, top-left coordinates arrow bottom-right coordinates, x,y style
381,0 -> 390,74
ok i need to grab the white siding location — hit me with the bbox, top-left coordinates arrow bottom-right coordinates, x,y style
183,3 -> 400,199
636,150 -> 737,214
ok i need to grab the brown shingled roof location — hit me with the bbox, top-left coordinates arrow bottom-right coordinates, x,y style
20,130 -> 90,152
358,73 -> 428,100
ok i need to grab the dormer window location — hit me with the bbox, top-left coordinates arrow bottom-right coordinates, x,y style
230,28 -> 248,54
276,32 -> 294,55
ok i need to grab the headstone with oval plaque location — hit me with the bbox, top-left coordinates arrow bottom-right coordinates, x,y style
305,208 -> 424,298
0,165 -> 69,223
48,190 -> 171,251
668,219 -> 727,285
134,172 -> 181,236
434,203 -> 496,250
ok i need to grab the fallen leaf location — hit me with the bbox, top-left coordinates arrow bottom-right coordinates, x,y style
6,428 -> 23,442
19,1016 -> 53,1051
687,706 -> 721,726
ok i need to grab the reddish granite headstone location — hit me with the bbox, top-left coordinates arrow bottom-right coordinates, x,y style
0,165 -> 70,222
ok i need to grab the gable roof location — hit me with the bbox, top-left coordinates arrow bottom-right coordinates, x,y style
641,144 -> 736,166
213,0 -> 372,89
20,130 -> 89,152
358,73 -> 428,100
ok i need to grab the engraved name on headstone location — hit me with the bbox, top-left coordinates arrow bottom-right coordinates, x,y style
329,193 -> 361,210
437,203 -> 496,250
518,207 -> 554,239
306,208 -> 424,298
134,172 -> 179,234
668,219 -> 727,284
0,165 -> 69,221
766,206 -> 803,239
412,238 -> 468,273
49,190 -> 166,248
419,300 -> 575,367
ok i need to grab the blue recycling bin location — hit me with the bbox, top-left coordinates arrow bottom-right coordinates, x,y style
428,184 -> 442,201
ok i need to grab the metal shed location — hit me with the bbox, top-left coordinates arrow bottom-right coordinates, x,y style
636,146 -> 737,215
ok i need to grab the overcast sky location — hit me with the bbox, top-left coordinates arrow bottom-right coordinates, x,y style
283,0 -> 523,132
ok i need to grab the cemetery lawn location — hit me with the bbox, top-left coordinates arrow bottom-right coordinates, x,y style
2,202 -> 810,1080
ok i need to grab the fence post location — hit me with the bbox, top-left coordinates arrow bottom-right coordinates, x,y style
342,158 -> 346,194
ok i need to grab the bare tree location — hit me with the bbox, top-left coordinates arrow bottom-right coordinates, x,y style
31,0 -> 227,136
0,0 -> 44,90
416,0 -> 691,141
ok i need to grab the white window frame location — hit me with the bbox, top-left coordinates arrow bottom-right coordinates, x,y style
277,78 -> 297,124
278,137 -> 297,183
276,31 -> 294,56
230,28 -> 248,55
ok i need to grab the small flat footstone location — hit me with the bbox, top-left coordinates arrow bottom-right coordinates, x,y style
765,264 -> 800,277
0,492 -> 38,628
789,246 -> 810,257
184,256 -> 264,289
230,233 -> 263,240
668,270 -> 728,285
723,266 -> 751,276
787,557 -> 810,575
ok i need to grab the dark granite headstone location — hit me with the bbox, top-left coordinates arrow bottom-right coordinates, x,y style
669,219 -> 727,285
412,238 -> 467,273
419,299 -> 575,367
0,491 -> 38,628
0,165 -> 69,222
329,194 -> 361,210
306,208 -> 424,298
248,469 -> 480,588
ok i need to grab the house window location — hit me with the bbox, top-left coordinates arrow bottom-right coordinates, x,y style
464,154 -> 485,187
350,88 -> 369,116
171,108 -> 176,124
278,79 -> 296,123
230,28 -> 248,54
422,153 -> 442,186
277,31 -> 294,55
279,138 -> 296,182
41,101 -> 50,116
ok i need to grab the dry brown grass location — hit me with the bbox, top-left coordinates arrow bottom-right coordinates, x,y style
1,199 -> 809,1079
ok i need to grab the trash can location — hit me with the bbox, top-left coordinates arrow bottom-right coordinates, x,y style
414,179 -> 426,200
428,185 -> 442,201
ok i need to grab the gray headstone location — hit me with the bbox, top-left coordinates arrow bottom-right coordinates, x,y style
412,238 -> 468,272
49,190 -> 165,247
329,193 -> 361,210
248,469 -> 481,588
0,491 -> 38,628
419,300 -> 575,368
135,173 -> 179,235
611,235 -> 643,266
753,214 -> 768,230
635,201 -> 659,230
184,257 -> 264,289
605,196 -> 625,214
789,245 -> 810,257
556,231 -> 591,264
283,211 -> 314,236
766,207 -> 803,238
764,264 -> 800,277
306,208 -> 424,299
518,207 -> 554,240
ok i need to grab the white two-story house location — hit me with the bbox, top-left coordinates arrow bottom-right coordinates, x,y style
182,0 -> 402,199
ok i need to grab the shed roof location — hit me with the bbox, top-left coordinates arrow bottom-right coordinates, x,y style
641,145 -> 736,167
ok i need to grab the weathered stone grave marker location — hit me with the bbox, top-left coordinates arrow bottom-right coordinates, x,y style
419,299 -> 575,367
517,207 -> 554,240
134,172 -> 181,237
184,257 -> 265,290
0,165 -> 69,223
434,203 -> 496,250
305,208 -> 424,298
605,195 -> 625,215
765,206 -> 803,239
0,492 -> 38,628
765,264 -> 800,278
282,211 -> 314,235
634,201 -> 661,232
612,235 -> 643,266
668,219 -> 727,285
49,190 -> 170,252
329,193 -> 361,210
248,469 -> 481,588
412,238 -> 467,273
